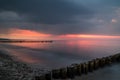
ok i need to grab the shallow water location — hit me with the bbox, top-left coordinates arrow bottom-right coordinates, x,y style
1,39 -> 120,80
0,39 -> 120,69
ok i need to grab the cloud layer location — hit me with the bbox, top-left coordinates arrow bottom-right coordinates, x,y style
0,0 -> 120,37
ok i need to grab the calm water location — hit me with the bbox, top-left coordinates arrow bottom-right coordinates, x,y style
1,39 -> 120,80
0,39 -> 120,69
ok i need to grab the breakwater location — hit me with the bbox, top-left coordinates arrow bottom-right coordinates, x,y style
34,53 -> 120,80
0,40 -> 53,43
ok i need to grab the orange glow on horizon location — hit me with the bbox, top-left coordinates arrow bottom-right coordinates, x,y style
1,28 -> 120,40
78,34 -> 120,39
5,28 -> 52,39
59,34 -> 120,39
9,28 -> 51,37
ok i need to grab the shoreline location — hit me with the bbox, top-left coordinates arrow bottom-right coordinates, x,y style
0,49 -> 120,80
0,44 -> 120,80
0,49 -> 49,80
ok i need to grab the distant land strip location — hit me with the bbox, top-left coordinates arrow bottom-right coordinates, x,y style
0,40 -> 53,43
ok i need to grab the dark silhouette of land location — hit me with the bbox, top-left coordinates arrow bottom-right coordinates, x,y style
0,38 -> 53,43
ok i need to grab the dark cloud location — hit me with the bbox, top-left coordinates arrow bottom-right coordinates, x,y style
34,23 -> 94,35
0,0 -> 93,24
1,0 -> 120,35
0,0 -> 95,35
0,22 -> 94,35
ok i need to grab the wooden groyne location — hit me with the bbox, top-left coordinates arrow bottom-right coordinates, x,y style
34,53 -> 120,80
0,40 -> 53,43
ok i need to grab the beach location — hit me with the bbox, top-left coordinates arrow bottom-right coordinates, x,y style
0,49 -> 49,80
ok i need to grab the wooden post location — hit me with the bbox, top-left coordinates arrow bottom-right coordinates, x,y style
35,75 -> 46,80
93,59 -> 100,70
105,57 -> 112,65
88,61 -> 94,72
45,72 -> 52,80
52,69 -> 60,79
67,66 -> 75,79
59,68 -> 67,79
111,54 -> 120,62
81,63 -> 88,74
116,54 -> 120,62
99,57 -> 106,68
76,64 -> 82,76
110,55 -> 116,62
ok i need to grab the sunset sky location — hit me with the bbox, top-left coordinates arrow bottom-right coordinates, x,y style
0,0 -> 120,40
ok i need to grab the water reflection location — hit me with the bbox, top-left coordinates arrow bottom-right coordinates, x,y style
1,39 -> 120,68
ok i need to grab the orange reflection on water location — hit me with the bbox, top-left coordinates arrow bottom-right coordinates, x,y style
66,39 -> 118,51
11,42 -> 51,50
11,43 -> 42,48
18,55 -> 43,63
66,40 -> 96,49
2,48 -> 43,63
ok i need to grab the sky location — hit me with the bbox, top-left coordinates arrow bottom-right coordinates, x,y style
0,0 -> 120,40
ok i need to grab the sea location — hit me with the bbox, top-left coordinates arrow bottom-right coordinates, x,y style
0,39 -> 120,80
